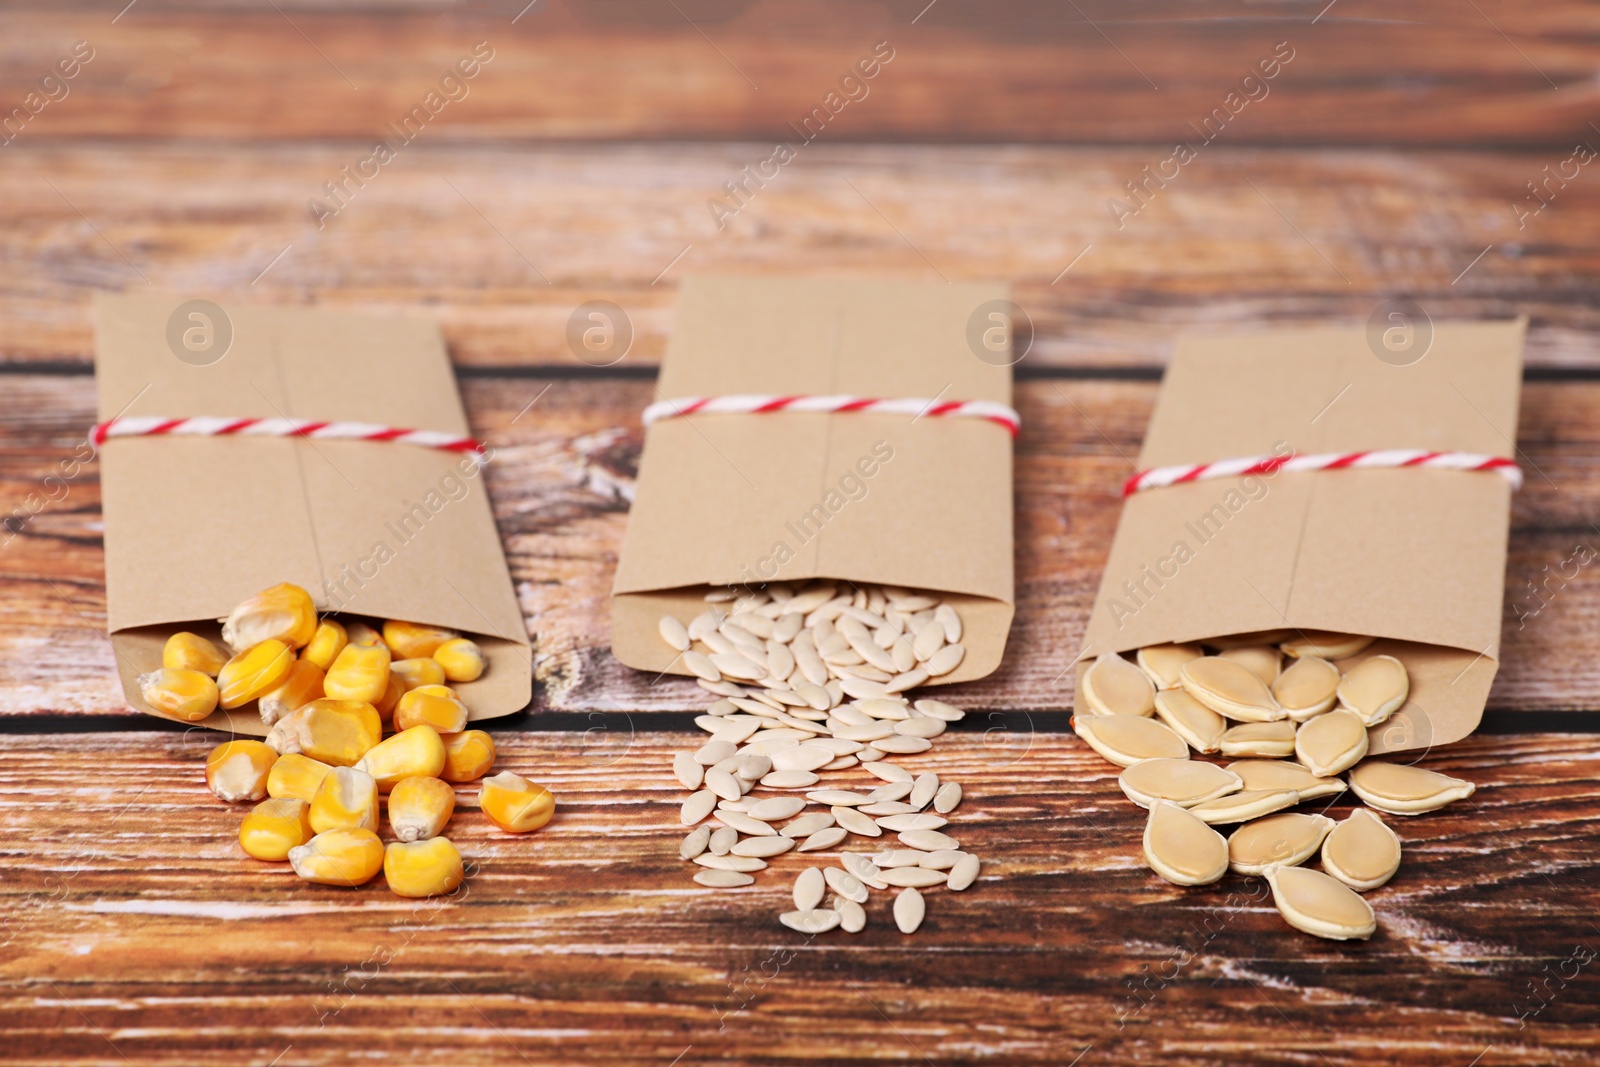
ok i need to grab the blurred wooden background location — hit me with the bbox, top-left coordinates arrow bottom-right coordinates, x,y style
2,2 -> 1599,1064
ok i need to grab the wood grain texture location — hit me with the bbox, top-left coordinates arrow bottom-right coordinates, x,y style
2,375 -> 1596,719
3,1 -> 1598,146
4,143 -> 1600,371
1,730 -> 1597,1066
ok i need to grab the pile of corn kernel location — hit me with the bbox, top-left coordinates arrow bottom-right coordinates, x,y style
137,582 -> 553,897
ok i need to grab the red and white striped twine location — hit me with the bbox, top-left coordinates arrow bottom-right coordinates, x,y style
1123,449 -> 1522,497
642,395 -> 1022,436
90,416 -> 488,459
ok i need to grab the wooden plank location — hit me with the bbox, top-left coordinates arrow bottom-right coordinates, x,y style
2,375 -> 1596,719
3,1 -> 1598,146
1,730 -> 1597,1065
4,143 -> 1599,372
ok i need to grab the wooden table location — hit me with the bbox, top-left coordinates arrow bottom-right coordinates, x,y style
3,3 -> 1599,1063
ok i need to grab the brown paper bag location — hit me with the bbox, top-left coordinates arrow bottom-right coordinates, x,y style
94,293 -> 531,734
611,276 -> 1016,684
1081,319 -> 1527,753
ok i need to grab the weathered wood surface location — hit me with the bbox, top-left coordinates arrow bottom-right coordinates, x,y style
5,1 -> 1599,147
4,144 -> 1600,371
1,374 -> 1596,718
1,730 -> 1596,1066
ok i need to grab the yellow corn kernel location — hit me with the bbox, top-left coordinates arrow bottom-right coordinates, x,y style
267,753 -> 335,803
394,685 -> 469,734
382,619 -> 459,660
391,657 -> 446,692
479,771 -> 555,833
265,698 -> 383,767
288,827 -> 385,886
432,638 -> 487,683
258,659 -> 325,726
137,667 -> 219,722
309,765 -> 379,834
221,582 -> 318,651
301,619 -> 348,672
384,837 -> 465,898
205,739 -> 278,802
373,673 -> 403,726
345,620 -> 385,647
440,730 -> 496,783
239,798 -> 314,861
388,776 -> 456,841
216,640 -> 295,710
163,631 -> 229,677
355,725 -> 446,790
324,641 -> 391,704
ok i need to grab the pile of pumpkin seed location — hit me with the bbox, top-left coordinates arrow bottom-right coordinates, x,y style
1079,630 -> 1476,940
663,581 -> 982,935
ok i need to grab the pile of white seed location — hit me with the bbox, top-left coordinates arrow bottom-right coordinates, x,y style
663,581 -> 983,935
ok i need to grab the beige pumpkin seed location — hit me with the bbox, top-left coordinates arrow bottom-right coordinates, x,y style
761,770 -> 820,789
733,835 -> 796,858
780,908 -> 841,934
841,851 -> 887,888
831,720 -> 895,743
1320,808 -> 1402,891
1226,812 -> 1336,875
808,789 -> 874,806
860,801 -> 916,816
747,796 -> 807,822
824,866 -> 869,903
715,718 -> 765,745
793,866 -> 825,910
658,614 -> 691,651
1280,631 -> 1375,661
1293,708 -> 1369,777
798,826 -> 849,852
1152,689 -> 1228,753
1218,720 -> 1297,759
1074,713 -> 1190,767
1185,788 -> 1301,825
912,621 -> 946,662
708,825 -> 738,855
900,828 -> 959,852
1117,758 -> 1243,809
877,813 -> 948,832
924,643 -> 965,677
864,761 -> 913,783
735,751 -> 773,780
855,697 -> 910,721
870,781 -> 915,802
874,735 -> 934,755
1135,642 -> 1202,689
673,751 -> 704,791
717,810 -> 777,837
1270,655 -> 1341,721
918,849 -> 964,870
872,848 -> 922,867
895,717 -> 946,739
681,789 -> 717,825
881,866 -> 948,888
695,870 -> 755,888
909,772 -> 940,810
1336,654 -> 1409,726
695,854 -> 767,872
1225,759 -> 1346,801
933,782 -> 963,813
893,887 -> 927,933
683,650 -> 721,681
680,825 -> 711,860
1219,645 -> 1282,687
935,603 -> 962,642
1264,865 -> 1376,940
946,852 -> 981,891
885,669 -> 930,693
835,898 -> 867,933
1142,800 -> 1229,886
771,744 -> 835,772
704,767 -> 744,803
1347,760 -> 1475,814
1179,657 -> 1284,722
839,677 -> 890,701
694,739 -> 738,766
832,807 -> 883,837
914,699 -> 966,722
783,812 -> 834,838
1082,653 -> 1157,717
